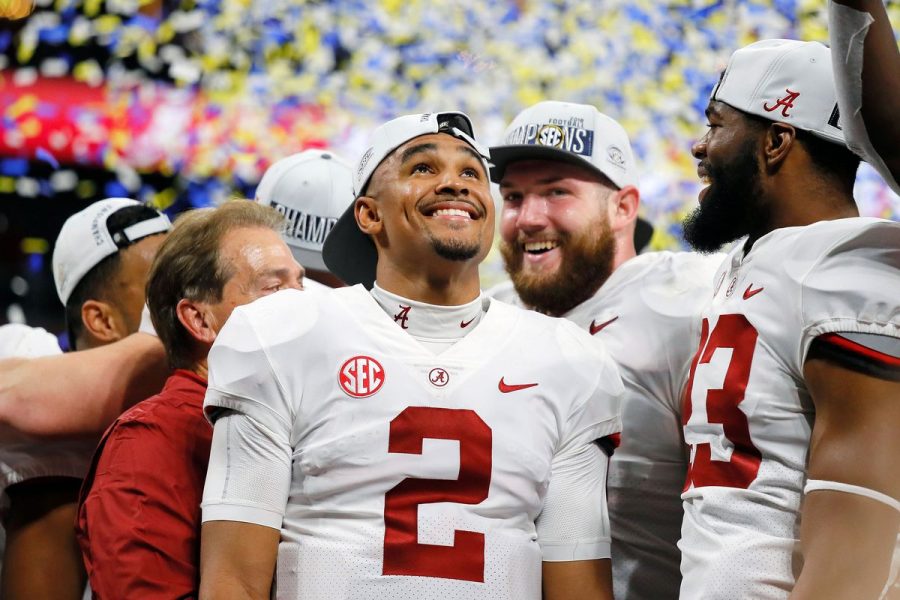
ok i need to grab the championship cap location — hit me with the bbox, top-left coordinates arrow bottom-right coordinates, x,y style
489,101 -> 638,188
710,39 -> 845,145
52,198 -> 171,305
255,149 -> 354,273
323,111 -> 491,288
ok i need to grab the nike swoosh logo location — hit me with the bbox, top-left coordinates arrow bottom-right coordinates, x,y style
589,316 -> 619,335
460,316 -> 476,328
743,284 -> 764,300
498,377 -> 538,393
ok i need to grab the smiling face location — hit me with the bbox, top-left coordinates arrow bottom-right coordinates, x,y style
361,132 -> 494,276
498,159 -> 617,316
683,100 -> 770,253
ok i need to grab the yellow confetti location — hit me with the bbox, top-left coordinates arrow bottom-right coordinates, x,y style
76,180 -> 96,199
20,117 -> 41,138
21,238 -> 50,255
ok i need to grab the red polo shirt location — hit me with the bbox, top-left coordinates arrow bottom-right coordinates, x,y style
76,369 -> 211,599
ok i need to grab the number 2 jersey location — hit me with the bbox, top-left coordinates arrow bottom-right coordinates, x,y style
201,284 -> 623,600
680,217 -> 900,599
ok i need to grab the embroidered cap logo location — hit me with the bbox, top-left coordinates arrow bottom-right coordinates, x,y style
763,89 -> 800,118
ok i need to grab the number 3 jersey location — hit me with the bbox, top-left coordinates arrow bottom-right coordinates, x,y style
680,218 -> 900,599
201,285 -> 623,600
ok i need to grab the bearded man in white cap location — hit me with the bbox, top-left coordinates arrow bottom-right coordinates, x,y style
681,39 -> 899,599
488,100 -> 722,600
199,112 -> 624,600
0,198 -> 170,599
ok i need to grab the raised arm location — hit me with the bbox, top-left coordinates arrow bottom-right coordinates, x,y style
0,333 -> 168,436
791,354 -> 900,599
830,0 -> 900,190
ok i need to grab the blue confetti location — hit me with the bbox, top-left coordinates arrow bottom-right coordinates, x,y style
35,148 -> 59,170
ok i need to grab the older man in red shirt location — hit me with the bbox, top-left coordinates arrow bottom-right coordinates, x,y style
75,201 -> 304,598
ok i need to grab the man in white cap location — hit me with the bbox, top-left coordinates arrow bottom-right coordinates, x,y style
0,155 -> 350,437
0,198 -> 170,599
681,39 -> 899,599
487,100 -> 722,600
255,149 -> 355,289
199,112 -> 623,599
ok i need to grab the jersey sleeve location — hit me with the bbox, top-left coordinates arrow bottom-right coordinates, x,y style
201,412 -> 292,529
556,323 -> 624,450
799,221 -> 900,370
203,302 -> 294,436
533,323 -> 623,561
829,1 -> 900,196
536,442 -> 612,561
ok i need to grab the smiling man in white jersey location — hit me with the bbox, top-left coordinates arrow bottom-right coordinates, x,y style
487,100 -> 722,600
681,39 -> 900,599
198,112 -> 624,600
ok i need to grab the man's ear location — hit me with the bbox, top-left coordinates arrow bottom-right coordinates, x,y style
355,196 -> 383,236
608,184 -> 640,234
176,298 -> 217,345
764,122 -> 797,173
80,300 -> 125,344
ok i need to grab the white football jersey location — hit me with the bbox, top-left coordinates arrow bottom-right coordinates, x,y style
490,251 -> 722,600
680,218 -> 900,599
0,325 -> 95,500
202,285 -> 623,600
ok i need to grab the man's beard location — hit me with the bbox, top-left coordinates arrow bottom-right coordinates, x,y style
501,218 -> 615,317
682,140 -> 768,253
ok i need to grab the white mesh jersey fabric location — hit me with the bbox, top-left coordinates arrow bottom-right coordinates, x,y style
680,218 -> 900,599
202,285 -> 623,599
489,251 -> 722,600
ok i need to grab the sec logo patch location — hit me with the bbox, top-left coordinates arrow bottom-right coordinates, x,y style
339,355 -> 385,398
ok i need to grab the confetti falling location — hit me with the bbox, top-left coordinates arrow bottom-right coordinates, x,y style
0,0 -> 898,247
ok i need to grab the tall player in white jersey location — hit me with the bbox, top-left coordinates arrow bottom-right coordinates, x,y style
680,39 -> 900,599
486,100 -> 721,600
198,112 -> 624,599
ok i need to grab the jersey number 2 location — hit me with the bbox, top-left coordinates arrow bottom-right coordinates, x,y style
383,406 -> 492,582
683,314 -> 761,490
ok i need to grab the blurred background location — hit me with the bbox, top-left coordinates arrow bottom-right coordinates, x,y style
1,0 -> 899,339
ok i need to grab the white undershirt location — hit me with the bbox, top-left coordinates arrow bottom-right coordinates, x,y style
369,284 -> 485,355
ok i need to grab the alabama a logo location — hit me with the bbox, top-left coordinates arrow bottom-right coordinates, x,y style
339,356 -> 385,398
764,89 -> 800,118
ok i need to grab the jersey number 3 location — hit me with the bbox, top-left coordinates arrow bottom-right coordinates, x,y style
683,314 -> 761,490
383,406 -> 492,582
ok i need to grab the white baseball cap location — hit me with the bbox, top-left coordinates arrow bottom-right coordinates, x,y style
52,198 -> 171,305
711,39 -> 845,145
255,149 -> 354,273
324,111 -> 491,288
489,101 -> 638,189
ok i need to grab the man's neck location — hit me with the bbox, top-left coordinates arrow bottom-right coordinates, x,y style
374,263 -> 482,306
192,358 -> 209,381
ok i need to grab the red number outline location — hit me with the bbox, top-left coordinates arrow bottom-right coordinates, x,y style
683,314 -> 762,490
